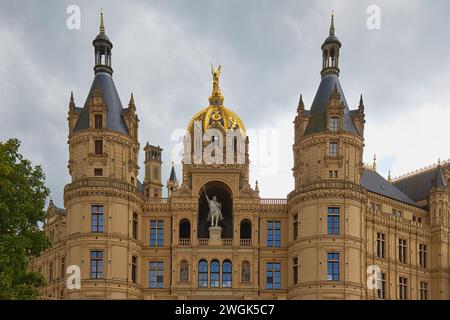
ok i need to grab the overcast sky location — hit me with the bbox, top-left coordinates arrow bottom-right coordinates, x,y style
0,0 -> 449,206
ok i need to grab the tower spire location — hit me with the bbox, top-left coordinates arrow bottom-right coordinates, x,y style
297,94 -> 305,113
372,154 -> 377,171
321,13 -> 341,78
69,91 -> 75,111
93,9 -> 113,75
100,8 -> 105,34
329,11 -> 335,36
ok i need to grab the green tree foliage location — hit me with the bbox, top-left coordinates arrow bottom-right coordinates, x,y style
0,139 -> 50,299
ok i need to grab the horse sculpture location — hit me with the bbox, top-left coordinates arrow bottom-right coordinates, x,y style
203,185 -> 223,227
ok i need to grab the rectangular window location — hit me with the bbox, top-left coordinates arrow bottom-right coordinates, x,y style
150,220 -> 164,247
398,238 -> 407,263
149,261 -> 164,288
399,276 -> 408,300
329,142 -> 338,156
328,170 -> 338,179
94,114 -> 103,129
94,168 -> 103,176
266,262 -> 281,289
132,212 -> 138,240
131,256 -> 137,284
293,257 -> 298,285
330,117 -> 339,131
94,139 -> 103,155
91,205 -> 104,233
376,232 -> 385,259
419,281 -> 428,300
327,253 -> 340,281
90,250 -> 103,279
419,244 -> 427,268
61,256 -> 65,279
267,221 -> 281,247
327,207 -> 340,235
293,214 -> 298,241
49,262 -> 54,283
377,272 -> 386,299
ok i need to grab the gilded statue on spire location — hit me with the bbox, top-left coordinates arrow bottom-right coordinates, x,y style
209,64 -> 224,105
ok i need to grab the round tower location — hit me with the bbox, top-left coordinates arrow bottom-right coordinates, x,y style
289,14 -> 367,299
64,11 -> 142,299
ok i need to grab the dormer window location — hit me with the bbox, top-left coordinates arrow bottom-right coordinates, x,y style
94,114 -> 103,129
330,117 -> 339,131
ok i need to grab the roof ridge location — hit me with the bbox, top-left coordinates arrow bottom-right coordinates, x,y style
393,158 -> 450,183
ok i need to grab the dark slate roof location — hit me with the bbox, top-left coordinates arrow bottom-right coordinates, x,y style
54,206 -> 67,216
323,35 -> 341,46
361,169 -> 416,206
169,165 -> 177,182
137,179 -> 144,194
432,166 -> 447,189
73,72 -> 129,135
394,165 -> 449,202
304,74 -> 358,136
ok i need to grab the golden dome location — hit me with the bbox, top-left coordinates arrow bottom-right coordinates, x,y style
187,65 -> 246,134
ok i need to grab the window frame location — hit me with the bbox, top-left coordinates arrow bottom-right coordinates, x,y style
94,139 -> 103,155
222,260 -> 232,288
131,256 -> 137,283
377,272 -> 386,299
132,212 -> 138,240
150,220 -> 164,247
293,257 -> 298,285
266,262 -> 281,290
149,261 -> 164,288
293,214 -> 298,241
327,207 -> 340,235
327,252 -> 340,281
419,281 -> 428,300
90,250 -> 103,279
198,260 -> 208,288
329,141 -> 338,156
398,238 -> 407,264
91,205 -> 104,233
376,232 -> 386,259
210,260 -> 220,288
94,114 -> 103,129
267,221 -> 281,247
398,276 -> 408,300
330,116 -> 339,131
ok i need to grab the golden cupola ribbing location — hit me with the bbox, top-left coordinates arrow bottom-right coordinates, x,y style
188,65 -> 245,134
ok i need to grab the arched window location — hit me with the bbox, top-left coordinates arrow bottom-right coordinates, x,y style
241,261 -> 250,283
240,219 -> 251,239
198,260 -> 208,288
222,260 -> 232,287
179,219 -> 191,239
210,260 -> 220,288
180,260 -> 189,282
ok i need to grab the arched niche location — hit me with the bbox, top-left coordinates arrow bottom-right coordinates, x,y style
198,180 -> 233,239
179,219 -> 191,239
240,219 -> 252,239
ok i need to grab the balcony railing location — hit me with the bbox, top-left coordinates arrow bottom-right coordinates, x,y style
179,238 -> 191,246
240,239 -> 252,246
198,238 -> 209,246
260,198 -> 287,204
223,239 -> 233,246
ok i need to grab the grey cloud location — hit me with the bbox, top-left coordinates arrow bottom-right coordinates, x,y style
0,0 -> 449,204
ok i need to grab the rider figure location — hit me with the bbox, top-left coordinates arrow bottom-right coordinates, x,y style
204,187 -> 223,227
